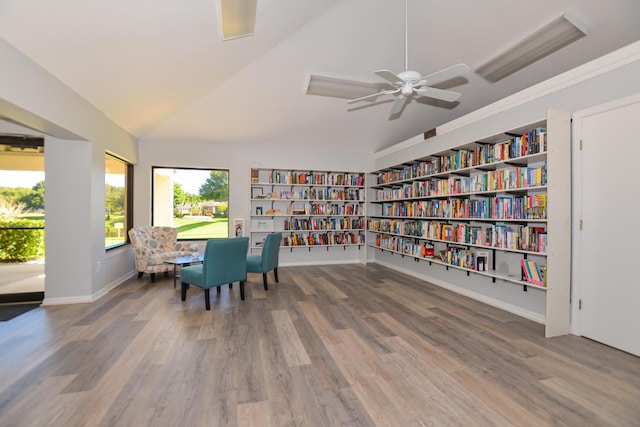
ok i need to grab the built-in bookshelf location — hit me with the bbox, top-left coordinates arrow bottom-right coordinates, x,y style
250,168 -> 366,253
367,110 -> 571,337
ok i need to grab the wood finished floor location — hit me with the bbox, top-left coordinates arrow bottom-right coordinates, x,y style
1,264 -> 639,427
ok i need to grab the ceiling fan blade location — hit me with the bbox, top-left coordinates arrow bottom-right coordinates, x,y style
415,87 -> 461,102
374,70 -> 403,85
389,95 -> 408,115
420,63 -> 470,87
347,89 -> 399,104
307,75 -> 391,100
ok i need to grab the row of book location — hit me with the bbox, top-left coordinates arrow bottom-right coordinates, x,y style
374,235 -> 435,259
434,247 -> 491,271
521,259 -> 546,286
375,163 -> 547,201
373,237 -> 546,284
380,194 -> 547,220
287,203 -> 365,216
283,218 -> 364,231
265,188 -> 365,201
268,171 -> 365,186
372,236 -> 492,271
376,128 -> 547,185
368,219 -> 547,253
281,232 -> 365,247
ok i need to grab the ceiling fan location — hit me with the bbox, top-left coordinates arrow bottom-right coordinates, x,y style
347,0 -> 470,116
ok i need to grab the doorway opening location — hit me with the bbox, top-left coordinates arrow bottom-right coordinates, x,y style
0,134 -> 45,304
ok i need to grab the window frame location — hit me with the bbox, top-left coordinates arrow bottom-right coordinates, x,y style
151,166 -> 229,242
105,153 -> 133,251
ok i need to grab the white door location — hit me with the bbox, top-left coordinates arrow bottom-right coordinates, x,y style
576,96 -> 640,356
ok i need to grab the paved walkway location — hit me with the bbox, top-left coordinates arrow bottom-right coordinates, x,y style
0,261 -> 45,294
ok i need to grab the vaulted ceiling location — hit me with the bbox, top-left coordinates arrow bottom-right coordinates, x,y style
1,0 -> 639,153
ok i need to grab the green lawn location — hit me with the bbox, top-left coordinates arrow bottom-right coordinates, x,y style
103,217 -> 229,247
174,217 -> 229,239
105,215 -> 126,247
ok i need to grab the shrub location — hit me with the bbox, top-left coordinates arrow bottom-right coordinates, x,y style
215,204 -> 228,218
0,218 -> 44,262
0,197 -> 31,219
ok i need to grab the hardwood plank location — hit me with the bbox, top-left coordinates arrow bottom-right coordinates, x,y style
237,400 -> 271,427
271,309 -> 312,367
314,276 -> 349,299
0,263 -> 639,426
326,340 -> 412,426
0,374 -> 77,426
290,273 -> 317,296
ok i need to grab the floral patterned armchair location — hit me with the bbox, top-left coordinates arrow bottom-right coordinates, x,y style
128,226 -> 191,282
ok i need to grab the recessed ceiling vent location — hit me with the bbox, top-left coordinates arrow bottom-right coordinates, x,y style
218,0 -> 257,41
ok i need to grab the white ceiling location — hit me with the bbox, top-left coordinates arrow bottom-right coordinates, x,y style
1,0 -> 639,153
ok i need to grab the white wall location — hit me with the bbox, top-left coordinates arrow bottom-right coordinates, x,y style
372,41 -> 640,323
43,136 -> 94,300
135,141 -> 374,265
0,38 -> 138,303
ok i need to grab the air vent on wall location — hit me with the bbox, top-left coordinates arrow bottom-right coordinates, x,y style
423,128 -> 437,139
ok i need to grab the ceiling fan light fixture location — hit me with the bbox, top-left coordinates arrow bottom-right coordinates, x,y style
476,14 -> 587,83
218,0 -> 257,41
306,75 -> 388,100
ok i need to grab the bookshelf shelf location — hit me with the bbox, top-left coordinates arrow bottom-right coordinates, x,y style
367,110 -> 571,337
368,229 -> 546,255
250,168 -> 366,253
367,244 -> 545,290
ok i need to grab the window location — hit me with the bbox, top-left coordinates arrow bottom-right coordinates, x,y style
105,154 -> 132,249
152,167 -> 229,240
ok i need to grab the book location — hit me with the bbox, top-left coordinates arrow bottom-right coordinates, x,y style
475,251 -> 489,271
520,259 -> 544,285
421,244 -> 434,258
521,258 -> 534,282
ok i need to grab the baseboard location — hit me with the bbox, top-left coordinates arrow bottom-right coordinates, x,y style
279,259 -> 363,267
105,271 -> 137,292
42,295 -> 94,306
371,259 -> 546,325
42,270 -> 137,306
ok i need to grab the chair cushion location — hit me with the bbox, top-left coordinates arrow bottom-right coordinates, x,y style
180,264 -> 204,288
246,254 -> 262,273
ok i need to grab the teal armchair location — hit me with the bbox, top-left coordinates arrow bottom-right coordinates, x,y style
247,232 -> 281,290
180,237 -> 249,310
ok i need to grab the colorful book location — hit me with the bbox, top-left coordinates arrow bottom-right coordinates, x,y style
521,259 -> 544,285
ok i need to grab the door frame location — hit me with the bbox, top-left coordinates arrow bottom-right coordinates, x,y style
571,92 -> 640,337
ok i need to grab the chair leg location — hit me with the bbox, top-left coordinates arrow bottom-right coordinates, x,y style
229,283 -> 233,289
217,286 -> 221,294
274,268 -> 279,283
181,282 -> 188,301
204,289 -> 211,310
263,273 -> 268,291
137,272 -> 143,278
240,281 -> 245,300
150,273 -> 156,283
